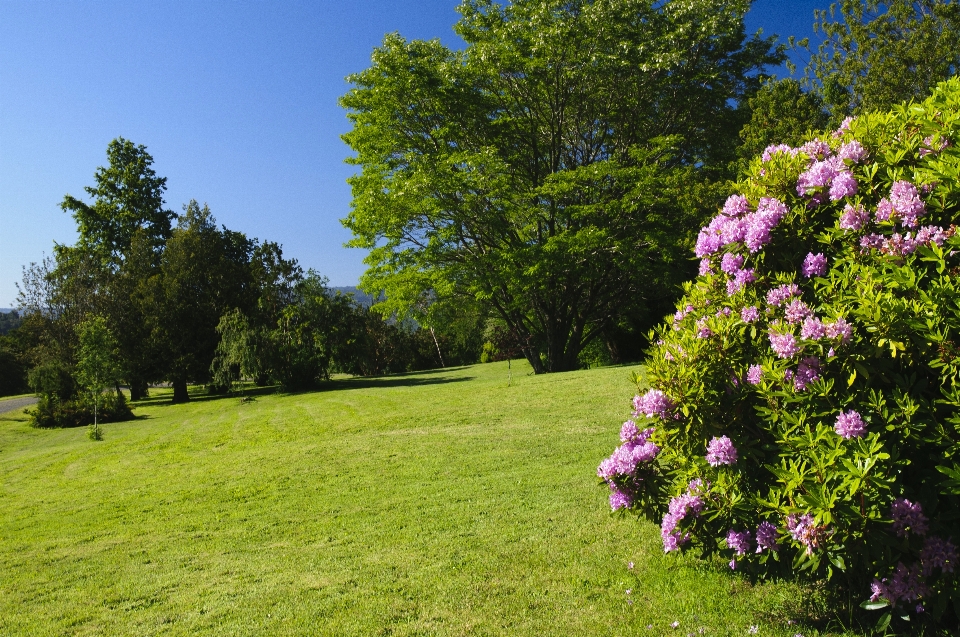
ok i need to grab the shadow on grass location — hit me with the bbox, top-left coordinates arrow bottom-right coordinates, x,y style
131,370 -> 475,409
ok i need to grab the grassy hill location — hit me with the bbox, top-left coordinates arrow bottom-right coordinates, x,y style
0,362 -> 849,636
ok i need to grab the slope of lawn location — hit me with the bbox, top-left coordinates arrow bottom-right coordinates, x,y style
0,361 -> 855,636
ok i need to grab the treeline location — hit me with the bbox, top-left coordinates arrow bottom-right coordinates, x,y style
0,140 -> 490,421
7,0 -> 960,415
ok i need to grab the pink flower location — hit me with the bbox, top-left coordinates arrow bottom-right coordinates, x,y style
706,435 -> 738,466
829,171 -> 858,200
802,252 -> 828,278
800,317 -> 826,340
891,498 -> 928,538
838,139 -> 868,163
769,330 -> 799,359
834,410 -> 865,438
889,181 -> 926,228
840,203 -> 869,231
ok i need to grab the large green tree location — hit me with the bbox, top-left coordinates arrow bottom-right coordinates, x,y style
341,0 -> 782,373
153,201 -> 258,402
805,0 -> 960,121
60,137 -> 174,262
57,138 -> 176,398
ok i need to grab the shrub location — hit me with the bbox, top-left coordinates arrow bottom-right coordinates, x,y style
30,391 -> 134,429
600,79 -> 960,628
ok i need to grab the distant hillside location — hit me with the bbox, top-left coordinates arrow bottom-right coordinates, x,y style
330,286 -> 378,308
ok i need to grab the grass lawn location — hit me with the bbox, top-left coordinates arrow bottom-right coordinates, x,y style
0,361 -> 858,636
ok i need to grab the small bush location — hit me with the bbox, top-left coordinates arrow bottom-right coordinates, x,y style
30,391 -> 134,429
600,80 -> 960,629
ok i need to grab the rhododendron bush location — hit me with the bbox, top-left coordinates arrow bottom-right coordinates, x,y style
600,79 -> 960,626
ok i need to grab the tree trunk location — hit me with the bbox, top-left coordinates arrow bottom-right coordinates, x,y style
132,378 -> 149,401
172,379 -> 189,403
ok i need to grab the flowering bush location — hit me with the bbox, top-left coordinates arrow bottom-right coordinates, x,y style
599,80 -> 960,627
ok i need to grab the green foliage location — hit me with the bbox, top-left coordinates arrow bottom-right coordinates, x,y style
268,273 -> 353,390
805,0 -> 960,122
154,201 -> 260,400
75,316 -> 121,399
60,137 -> 174,262
29,391 -> 133,430
341,0 -> 783,373
75,315 -> 122,437
607,79 -> 960,629
28,359 -> 76,402
210,308 -> 258,395
0,310 -> 21,336
737,79 -> 830,175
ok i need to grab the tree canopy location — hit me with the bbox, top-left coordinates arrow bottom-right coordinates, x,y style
805,0 -> 960,121
341,0 -> 783,373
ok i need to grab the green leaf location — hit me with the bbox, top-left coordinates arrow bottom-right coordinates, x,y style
875,612 -> 891,633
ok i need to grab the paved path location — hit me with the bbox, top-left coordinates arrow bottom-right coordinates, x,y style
0,396 -> 37,415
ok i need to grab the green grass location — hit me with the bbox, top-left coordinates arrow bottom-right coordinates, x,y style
0,361 -> 859,636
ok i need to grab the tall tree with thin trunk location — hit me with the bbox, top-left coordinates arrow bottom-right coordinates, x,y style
75,316 -> 121,440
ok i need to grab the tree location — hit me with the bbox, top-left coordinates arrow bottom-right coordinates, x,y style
341,0 -> 783,373
210,308 -> 259,396
60,137 -> 174,262
736,79 -> 830,175
75,316 -> 121,439
58,138 -> 176,399
154,201 -> 257,401
805,0 -> 960,122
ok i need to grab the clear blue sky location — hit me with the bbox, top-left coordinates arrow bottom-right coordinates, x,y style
0,0 -> 822,307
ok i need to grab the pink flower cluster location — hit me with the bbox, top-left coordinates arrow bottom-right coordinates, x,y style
768,330 -> 799,359
706,436 -> 737,466
870,563 -> 929,606
797,157 -> 857,204
786,356 -> 820,391
868,499 -> 956,606
786,513 -> 828,555
838,140 -> 868,163
860,225 -> 949,256
598,424 -> 660,510
920,536 -> 957,575
801,253 -> 828,278
761,144 -> 798,162
766,284 -> 800,307
695,195 -> 789,257
891,498 -> 928,537
784,299 -> 812,324
834,410 -> 866,439
755,521 -> 780,552
800,316 -> 825,340
888,181 -> 927,227
633,389 -> 674,420
726,528 -> 753,556
672,304 -> 695,330
840,203 -> 869,231
662,487 -> 704,552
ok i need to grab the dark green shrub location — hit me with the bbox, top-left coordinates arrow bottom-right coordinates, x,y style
30,391 -> 134,429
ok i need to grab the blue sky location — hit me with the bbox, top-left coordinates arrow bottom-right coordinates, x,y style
0,0 -> 822,307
